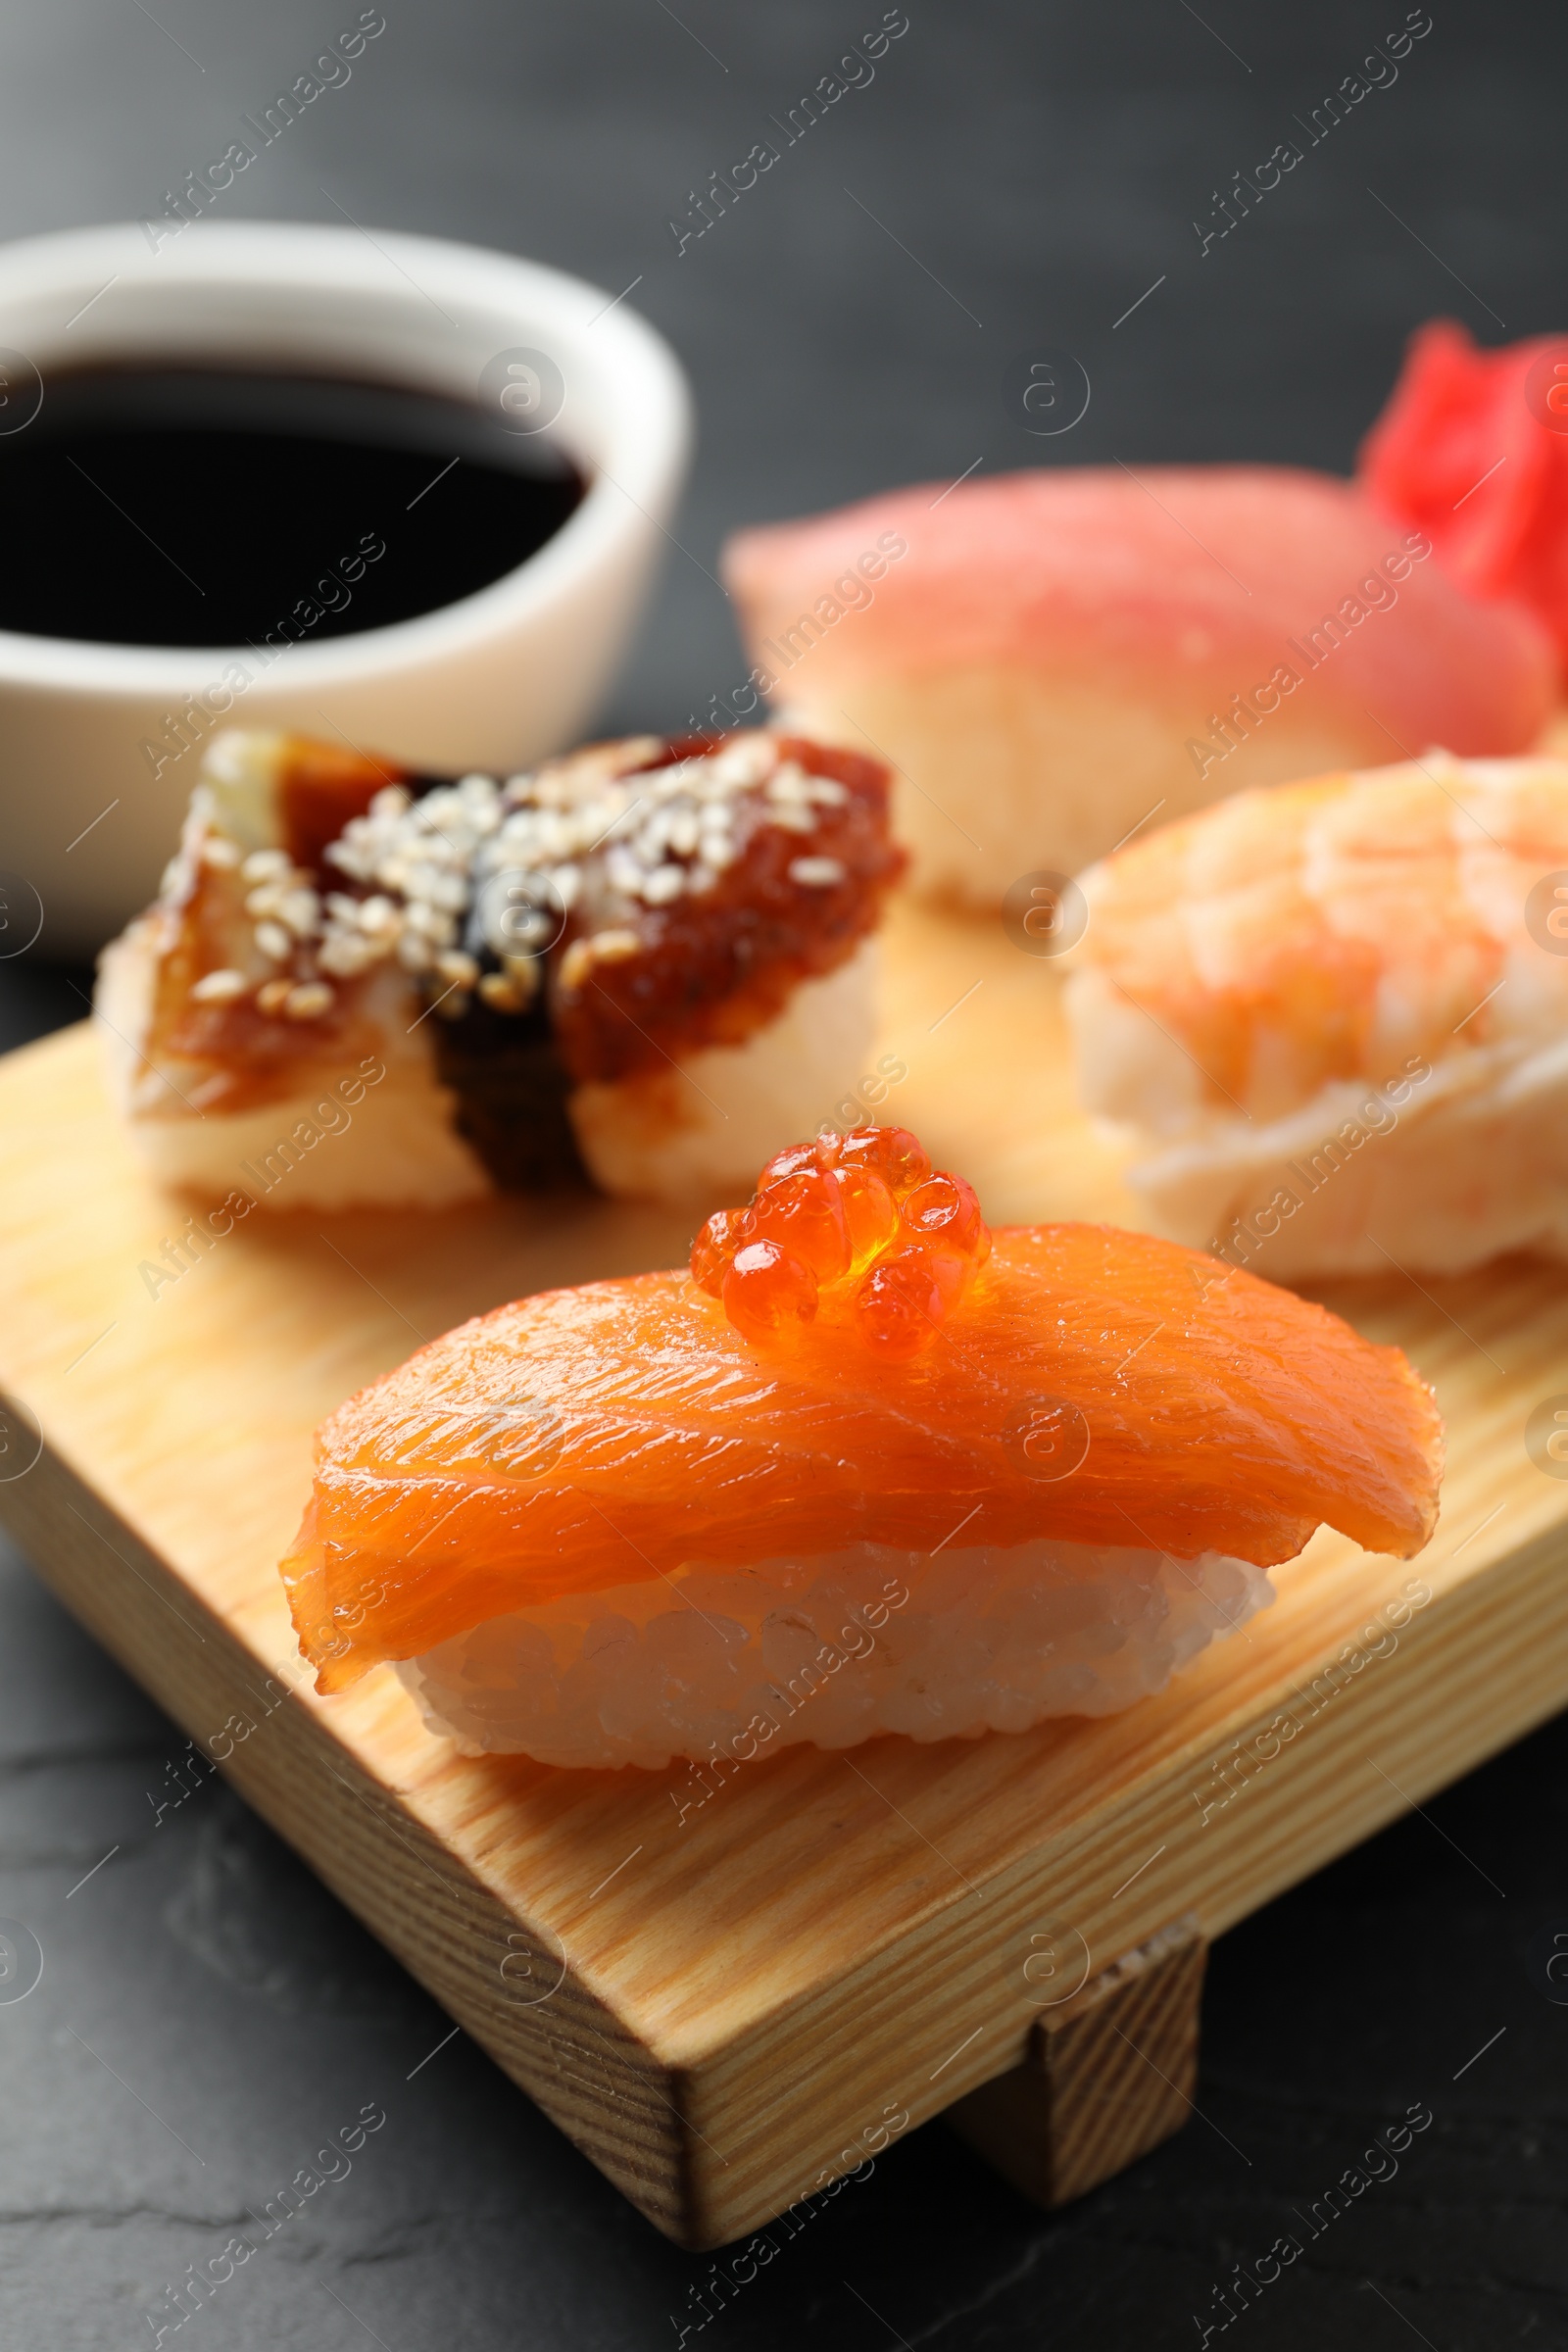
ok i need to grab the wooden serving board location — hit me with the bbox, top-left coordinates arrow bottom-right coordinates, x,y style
2,899 -> 1566,2249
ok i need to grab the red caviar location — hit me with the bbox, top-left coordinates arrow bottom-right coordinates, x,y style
691,1205 -> 754,1297
837,1123 -> 931,1191
901,1172 -> 990,1261
690,1123 -> 991,1355
830,1162 -> 899,1265
854,1250 -> 951,1357
722,1239 -> 817,1340
748,1169 -> 852,1281
758,1137 -> 835,1188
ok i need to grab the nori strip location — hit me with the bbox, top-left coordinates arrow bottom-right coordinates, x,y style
429,988 -> 588,1194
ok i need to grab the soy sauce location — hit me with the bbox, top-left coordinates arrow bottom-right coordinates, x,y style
0,368 -> 584,647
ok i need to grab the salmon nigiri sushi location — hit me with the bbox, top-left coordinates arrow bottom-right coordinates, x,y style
281,1126 -> 1442,1768
1065,755 -> 1568,1278
723,466 -> 1555,909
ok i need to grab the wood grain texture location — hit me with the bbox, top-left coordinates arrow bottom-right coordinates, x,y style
0,900 -> 1564,2247
945,1915 -> 1206,2207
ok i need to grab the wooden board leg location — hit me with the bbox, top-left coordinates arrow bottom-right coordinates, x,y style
944,1914 -> 1205,2208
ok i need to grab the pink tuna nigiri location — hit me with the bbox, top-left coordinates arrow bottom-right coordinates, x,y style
724,466 -> 1555,908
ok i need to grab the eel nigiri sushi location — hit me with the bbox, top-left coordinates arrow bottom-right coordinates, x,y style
281,1125 -> 1442,1769
723,466 -> 1555,908
96,725 -> 904,1208
1064,755 -> 1568,1278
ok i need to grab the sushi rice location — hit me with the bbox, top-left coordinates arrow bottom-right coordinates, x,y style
397,1536 -> 1272,1769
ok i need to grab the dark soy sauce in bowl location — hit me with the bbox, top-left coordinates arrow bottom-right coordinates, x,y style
0,368 -> 584,648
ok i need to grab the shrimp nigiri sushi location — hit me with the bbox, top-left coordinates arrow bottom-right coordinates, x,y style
96,724 -> 903,1209
1064,755 -> 1568,1278
281,1126 -> 1442,1769
723,466 -> 1555,909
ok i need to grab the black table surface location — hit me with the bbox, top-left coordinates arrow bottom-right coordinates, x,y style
3,3 -> 1567,2344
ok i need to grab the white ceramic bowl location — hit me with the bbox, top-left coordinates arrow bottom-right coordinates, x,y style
0,220 -> 692,952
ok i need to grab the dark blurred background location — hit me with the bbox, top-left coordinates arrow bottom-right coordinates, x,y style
3,3 -> 1566,2344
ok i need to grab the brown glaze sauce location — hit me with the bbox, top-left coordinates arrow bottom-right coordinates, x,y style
277,737 -> 400,872
548,739 -> 906,1086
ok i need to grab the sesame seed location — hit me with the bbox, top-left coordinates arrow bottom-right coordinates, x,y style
559,927 -> 642,991
202,838 -> 241,870
190,968 -> 248,1004
277,886 -> 321,937
477,970 -> 525,1011
201,730 -> 840,1025
404,902 -> 457,944
606,848 -> 644,897
256,978 -> 293,1014
709,734 -> 777,787
318,933 -> 374,978
282,981 -> 334,1020
590,928 -> 643,962
242,849 -> 290,884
